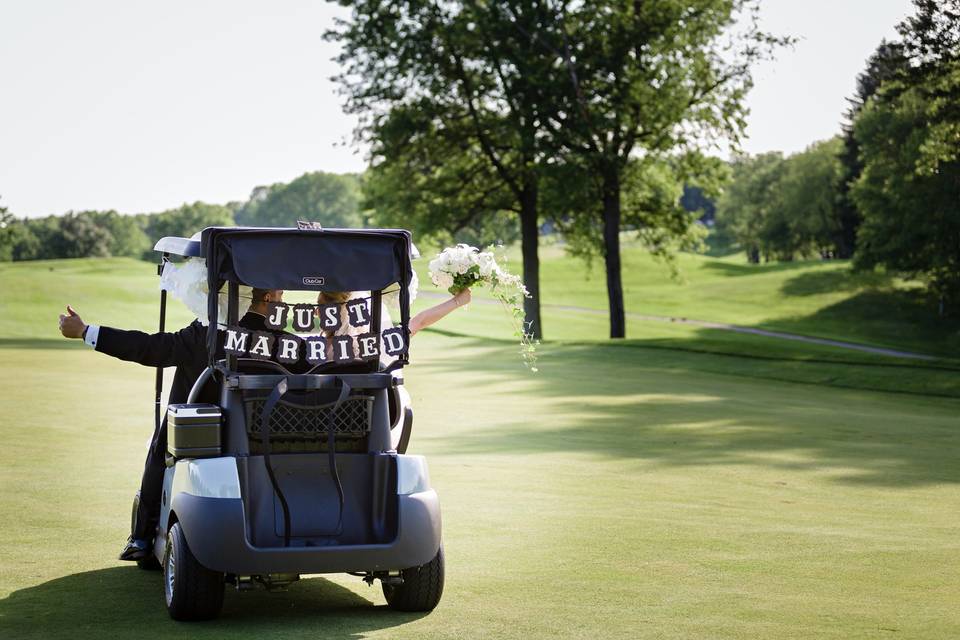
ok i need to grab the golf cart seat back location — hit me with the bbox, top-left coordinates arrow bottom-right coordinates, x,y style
242,386 -> 373,454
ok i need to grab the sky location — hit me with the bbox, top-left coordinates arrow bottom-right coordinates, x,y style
0,0 -> 914,218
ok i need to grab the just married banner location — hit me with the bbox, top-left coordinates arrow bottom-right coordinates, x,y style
222,296 -> 406,365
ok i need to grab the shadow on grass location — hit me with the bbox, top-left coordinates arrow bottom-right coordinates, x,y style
762,288 -> 960,358
779,269 -> 893,296
421,336 -> 960,488
700,258 -> 827,277
0,567 -> 423,640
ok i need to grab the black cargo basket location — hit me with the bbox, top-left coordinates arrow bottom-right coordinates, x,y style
244,390 -> 373,454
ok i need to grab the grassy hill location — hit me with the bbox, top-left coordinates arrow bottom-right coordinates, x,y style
413,237 -> 960,359
0,256 -> 958,638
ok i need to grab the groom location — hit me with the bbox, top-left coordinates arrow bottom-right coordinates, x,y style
58,288 -> 285,560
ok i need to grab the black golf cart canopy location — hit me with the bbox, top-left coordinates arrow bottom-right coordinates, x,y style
153,226 -> 416,369
201,227 -> 412,293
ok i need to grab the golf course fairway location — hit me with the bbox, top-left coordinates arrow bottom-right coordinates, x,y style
0,257 -> 957,639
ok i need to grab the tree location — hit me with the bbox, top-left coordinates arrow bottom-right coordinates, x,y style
235,172 -> 363,228
852,84 -> 960,312
145,202 -> 235,246
715,152 -> 785,263
83,210 -> 150,258
330,1 -> 786,339
892,0 -> 960,174
506,1 -> 788,337
362,107 -> 521,249
771,138 -> 844,259
850,0 -> 960,311
836,41 -> 908,258
0,200 -> 16,261
851,0 -> 960,314
680,186 -> 717,226
329,2 -> 564,339
51,212 -> 113,259
548,155 -> 714,275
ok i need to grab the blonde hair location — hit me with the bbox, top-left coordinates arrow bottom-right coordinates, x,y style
317,291 -> 352,305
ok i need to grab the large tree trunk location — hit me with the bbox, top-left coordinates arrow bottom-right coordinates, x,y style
519,181 -> 543,340
602,170 -> 626,339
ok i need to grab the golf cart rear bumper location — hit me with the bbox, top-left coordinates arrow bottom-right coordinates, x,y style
171,490 -> 441,575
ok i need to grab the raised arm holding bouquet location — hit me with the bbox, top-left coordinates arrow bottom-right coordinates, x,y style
428,244 -> 538,371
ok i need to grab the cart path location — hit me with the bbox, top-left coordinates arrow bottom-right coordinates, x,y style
419,292 -> 936,361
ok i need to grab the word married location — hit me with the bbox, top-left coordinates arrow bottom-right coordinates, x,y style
221,296 -> 407,365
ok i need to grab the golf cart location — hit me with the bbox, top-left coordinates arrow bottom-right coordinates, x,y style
141,227 -> 442,620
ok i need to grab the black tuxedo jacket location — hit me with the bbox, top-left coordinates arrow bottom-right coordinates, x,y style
96,311 -> 269,406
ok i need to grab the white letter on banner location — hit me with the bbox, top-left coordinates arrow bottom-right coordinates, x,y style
249,332 -> 274,359
305,336 -> 327,365
357,333 -> 379,360
266,303 -> 288,330
346,297 -> 371,327
382,327 -> 406,356
277,337 -> 300,364
333,336 -> 354,362
321,304 -> 340,329
223,328 -> 249,355
292,304 -> 315,332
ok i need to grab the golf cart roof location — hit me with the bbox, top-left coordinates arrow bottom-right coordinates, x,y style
154,234 -> 203,257
201,226 -> 414,292
153,228 -> 421,260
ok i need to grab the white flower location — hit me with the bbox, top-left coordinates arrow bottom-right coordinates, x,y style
476,251 -> 496,277
434,271 -> 454,290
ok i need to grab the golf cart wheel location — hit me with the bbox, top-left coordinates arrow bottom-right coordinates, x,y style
382,544 -> 445,612
163,522 -> 224,621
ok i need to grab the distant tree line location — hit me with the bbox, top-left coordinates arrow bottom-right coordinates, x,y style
716,0 -> 959,311
0,172 -> 362,263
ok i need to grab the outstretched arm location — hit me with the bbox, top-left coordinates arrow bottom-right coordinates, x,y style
409,289 -> 471,336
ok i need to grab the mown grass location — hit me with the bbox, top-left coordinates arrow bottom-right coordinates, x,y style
1,257 -> 958,639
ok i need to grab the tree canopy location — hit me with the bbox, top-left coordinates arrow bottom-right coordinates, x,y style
850,0 -> 960,313
235,172 -> 362,229
330,0 -> 787,338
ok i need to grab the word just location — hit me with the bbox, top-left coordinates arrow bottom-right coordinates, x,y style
263,297 -> 373,333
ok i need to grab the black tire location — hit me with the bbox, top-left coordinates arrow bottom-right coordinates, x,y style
382,544 -> 444,612
163,522 -> 225,621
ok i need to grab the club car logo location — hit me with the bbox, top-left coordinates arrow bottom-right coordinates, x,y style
302,276 -> 325,286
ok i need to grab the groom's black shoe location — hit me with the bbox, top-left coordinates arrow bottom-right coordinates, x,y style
119,537 -> 150,561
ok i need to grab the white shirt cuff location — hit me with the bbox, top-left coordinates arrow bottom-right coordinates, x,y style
83,324 -> 100,348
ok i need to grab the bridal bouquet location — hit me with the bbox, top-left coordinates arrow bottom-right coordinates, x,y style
428,244 -> 538,371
